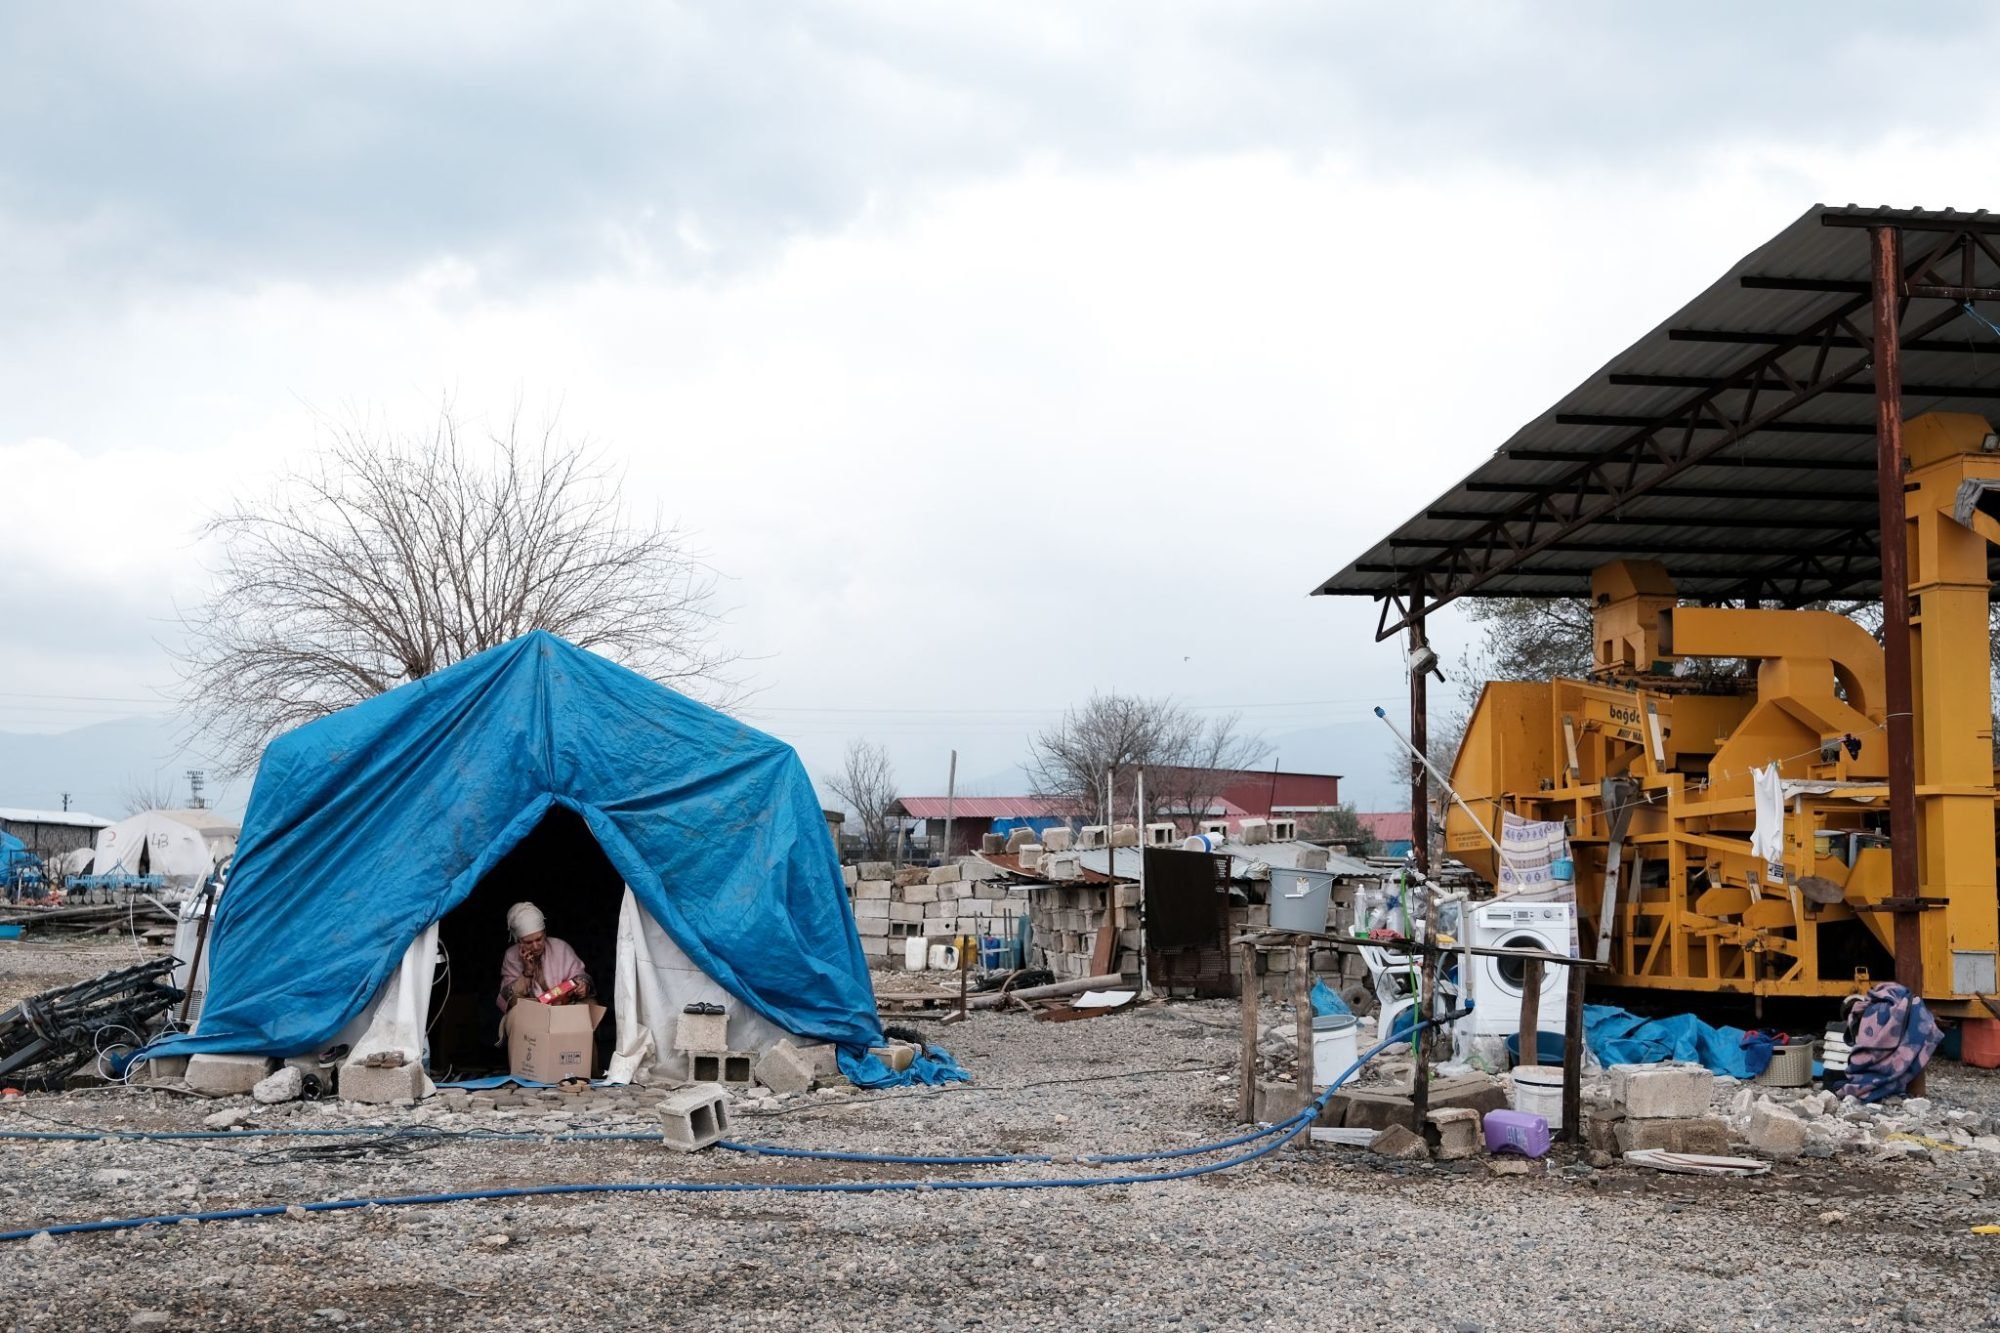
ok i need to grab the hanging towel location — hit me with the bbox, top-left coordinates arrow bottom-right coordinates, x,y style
1751,762 -> 1786,870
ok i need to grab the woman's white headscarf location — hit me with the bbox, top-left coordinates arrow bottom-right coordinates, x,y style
506,901 -> 547,940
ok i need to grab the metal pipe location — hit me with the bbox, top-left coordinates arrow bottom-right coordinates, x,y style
1373,708 -> 1503,857
1871,223 -> 1924,996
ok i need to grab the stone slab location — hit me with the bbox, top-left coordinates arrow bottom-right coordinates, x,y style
185,1053 -> 276,1096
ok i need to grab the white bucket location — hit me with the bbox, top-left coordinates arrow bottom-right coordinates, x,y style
1311,1014 -> 1359,1089
904,936 -> 930,970
1511,1064 -> 1565,1122
928,943 -> 958,971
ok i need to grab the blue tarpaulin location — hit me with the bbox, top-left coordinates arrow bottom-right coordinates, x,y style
838,1043 -> 971,1089
152,632 -> 884,1061
1582,1004 -> 1774,1079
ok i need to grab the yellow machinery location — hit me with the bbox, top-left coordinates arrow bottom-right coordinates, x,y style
1446,411 -> 2000,1013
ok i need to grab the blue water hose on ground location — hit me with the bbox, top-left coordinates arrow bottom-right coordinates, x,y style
0,1006 -> 1471,1244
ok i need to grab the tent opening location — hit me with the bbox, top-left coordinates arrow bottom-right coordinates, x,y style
430,805 -> 623,1079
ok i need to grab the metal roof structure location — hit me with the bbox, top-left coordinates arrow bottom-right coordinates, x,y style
891,796 -> 1074,820
0,807 -> 112,829
1314,205 -> 2000,638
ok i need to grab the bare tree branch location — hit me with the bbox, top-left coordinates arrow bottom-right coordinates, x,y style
1025,693 -> 1269,828
823,740 -> 899,861
176,403 -> 740,773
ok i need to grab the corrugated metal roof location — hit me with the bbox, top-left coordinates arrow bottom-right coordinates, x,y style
1356,811 -> 1414,843
0,807 -> 112,828
892,796 -> 1073,820
1314,205 -> 2000,612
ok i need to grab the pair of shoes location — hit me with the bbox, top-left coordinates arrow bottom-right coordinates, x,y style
681,1001 -> 725,1016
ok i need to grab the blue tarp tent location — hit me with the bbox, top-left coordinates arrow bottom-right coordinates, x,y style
153,632 -> 881,1060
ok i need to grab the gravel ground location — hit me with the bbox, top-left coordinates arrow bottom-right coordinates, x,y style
4,944 -> 2000,1330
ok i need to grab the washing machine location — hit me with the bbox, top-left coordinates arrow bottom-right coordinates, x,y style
1466,900 -> 1574,1037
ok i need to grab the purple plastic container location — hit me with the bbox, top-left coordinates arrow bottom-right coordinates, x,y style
1483,1109 -> 1550,1158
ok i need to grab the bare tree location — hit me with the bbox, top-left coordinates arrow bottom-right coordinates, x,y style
178,405 -> 737,772
824,740 -> 899,862
121,775 -> 177,815
1026,693 -> 1268,828
1300,803 -> 1380,856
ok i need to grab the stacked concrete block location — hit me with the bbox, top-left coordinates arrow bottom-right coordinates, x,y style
1238,818 -> 1272,845
1077,825 -> 1108,849
337,1057 -> 424,1104
676,1008 -> 729,1054
841,864 -> 859,889
186,1053 -> 277,1096
1144,822 -> 1178,847
894,866 -> 929,887
960,858 -> 1006,882
858,861 -> 894,880
1046,853 -> 1081,881
1042,826 -> 1073,853
659,1084 -> 731,1151
981,833 -> 1006,853
854,899 -> 890,919
1019,844 -> 1044,871
903,883 -> 939,905
1108,824 -> 1139,848
927,863 -> 961,886
1611,1063 -> 1712,1119
854,879 -> 892,900
1005,827 -> 1037,852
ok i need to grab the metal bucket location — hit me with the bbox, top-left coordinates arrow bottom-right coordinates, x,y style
1268,867 -> 1335,933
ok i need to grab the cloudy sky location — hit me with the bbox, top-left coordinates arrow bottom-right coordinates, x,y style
2,2 -> 1994,816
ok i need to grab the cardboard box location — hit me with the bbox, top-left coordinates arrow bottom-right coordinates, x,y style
503,1000 -> 607,1082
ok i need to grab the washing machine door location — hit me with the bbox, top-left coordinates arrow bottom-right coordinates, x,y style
1492,932 -> 1554,998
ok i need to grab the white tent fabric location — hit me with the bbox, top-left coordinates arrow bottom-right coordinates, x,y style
91,811 -> 217,888
607,886 -> 790,1084
331,922 -> 440,1099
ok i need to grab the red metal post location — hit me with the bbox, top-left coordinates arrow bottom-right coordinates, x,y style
1871,224 -> 1924,996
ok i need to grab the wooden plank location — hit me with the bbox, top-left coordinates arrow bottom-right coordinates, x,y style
1518,957 -> 1544,1066
1239,941 -> 1259,1123
1090,899 -> 1117,976
1561,961 -> 1587,1144
1293,940 -> 1314,1099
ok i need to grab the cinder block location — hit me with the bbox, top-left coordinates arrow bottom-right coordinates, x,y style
1144,822 -> 1178,847
888,902 -> 925,922
927,863 -> 961,885
1019,844 -> 1044,871
1046,853 -> 1081,881
1005,827 -> 1036,852
1615,1117 -> 1731,1155
185,1053 -> 277,1096
1108,824 -> 1139,848
842,864 -> 859,888
1297,846 -> 1330,871
856,918 -> 890,937
1426,1108 -> 1483,1160
981,833 -> 1005,853
973,882 -> 1007,900
1238,818 -> 1271,845
1077,826 -> 1108,849
1115,884 -> 1140,908
855,879 -> 892,900
337,1058 -> 423,1104
1611,1063 -> 1713,1120
902,883 -> 939,905
659,1083 -> 731,1151
796,1043 -> 841,1078
689,1051 -> 756,1086
960,859 -> 1005,881
854,899 -> 890,919
858,861 -> 893,880
1041,827 -> 1073,853
133,1055 -> 189,1086
756,1040 -> 815,1095
675,1009 -> 729,1054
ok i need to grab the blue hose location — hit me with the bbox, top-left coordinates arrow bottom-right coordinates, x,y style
0,1009 -> 1469,1244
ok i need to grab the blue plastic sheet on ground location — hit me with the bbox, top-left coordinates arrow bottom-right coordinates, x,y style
1582,1004 -> 1774,1078
436,1075 -> 612,1090
838,1043 -> 972,1089
150,632 -> 882,1061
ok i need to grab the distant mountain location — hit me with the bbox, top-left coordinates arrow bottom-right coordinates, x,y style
0,717 -> 250,819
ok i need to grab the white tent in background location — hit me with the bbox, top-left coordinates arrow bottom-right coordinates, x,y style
157,808 -> 240,865
91,811 -> 217,889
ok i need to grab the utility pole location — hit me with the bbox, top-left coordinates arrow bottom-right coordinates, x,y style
942,750 -> 957,863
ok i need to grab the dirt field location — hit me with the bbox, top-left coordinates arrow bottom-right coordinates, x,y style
4,940 -> 1999,1331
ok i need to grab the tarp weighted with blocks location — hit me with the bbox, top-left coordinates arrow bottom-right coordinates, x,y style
151,632 -> 883,1061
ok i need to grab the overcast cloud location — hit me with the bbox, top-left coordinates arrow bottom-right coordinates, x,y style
2,3 -> 1994,816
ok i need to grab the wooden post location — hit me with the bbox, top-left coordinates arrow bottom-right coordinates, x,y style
1238,941 -> 1259,1122
1517,957 -> 1544,1067
1293,939 -> 1314,1106
1412,877 -> 1437,1132
1560,961 -> 1587,1144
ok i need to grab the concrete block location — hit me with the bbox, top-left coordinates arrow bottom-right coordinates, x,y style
856,917 -> 890,937
889,902 -> 925,923
1748,1099 -> 1806,1160
1041,827 -> 1073,853
854,899 -> 890,919
338,1058 -> 424,1104
1144,822 -> 1178,847
927,863 -> 961,885
1614,1117 -> 1732,1156
981,833 -> 1005,853
796,1043 -> 841,1078
1611,1063 -> 1713,1120
960,859 -> 1005,881
858,861 -> 893,880
973,881 -> 1008,899
902,883 -> 939,905
185,1053 -> 277,1096
889,867 -> 923,888
1115,884 -> 1140,908
675,1009 -> 729,1054
132,1055 -> 189,1086
1019,844 -> 1044,871
1297,846 -> 1330,871
756,1040 -> 815,1096
688,1051 -> 756,1086
1332,1089 -> 1415,1132
1370,1123 -> 1431,1160
855,879 -> 892,900
841,864 -> 859,888
659,1083 -> 731,1151
1005,827 -> 1036,852
1427,1108 -> 1483,1160
1077,825 -> 1108,849
1107,824 -> 1139,848
1046,853 -> 1080,881
1238,818 -> 1271,845
1430,1075 -> 1512,1121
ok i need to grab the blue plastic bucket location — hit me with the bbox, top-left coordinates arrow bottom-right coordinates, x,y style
1505,1030 -> 1570,1066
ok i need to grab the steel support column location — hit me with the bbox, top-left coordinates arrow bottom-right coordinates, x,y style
1871,224 -> 1924,995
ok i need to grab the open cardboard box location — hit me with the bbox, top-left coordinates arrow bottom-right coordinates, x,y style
503,999 -> 607,1082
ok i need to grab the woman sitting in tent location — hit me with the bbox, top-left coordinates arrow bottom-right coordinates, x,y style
498,901 -> 591,1009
